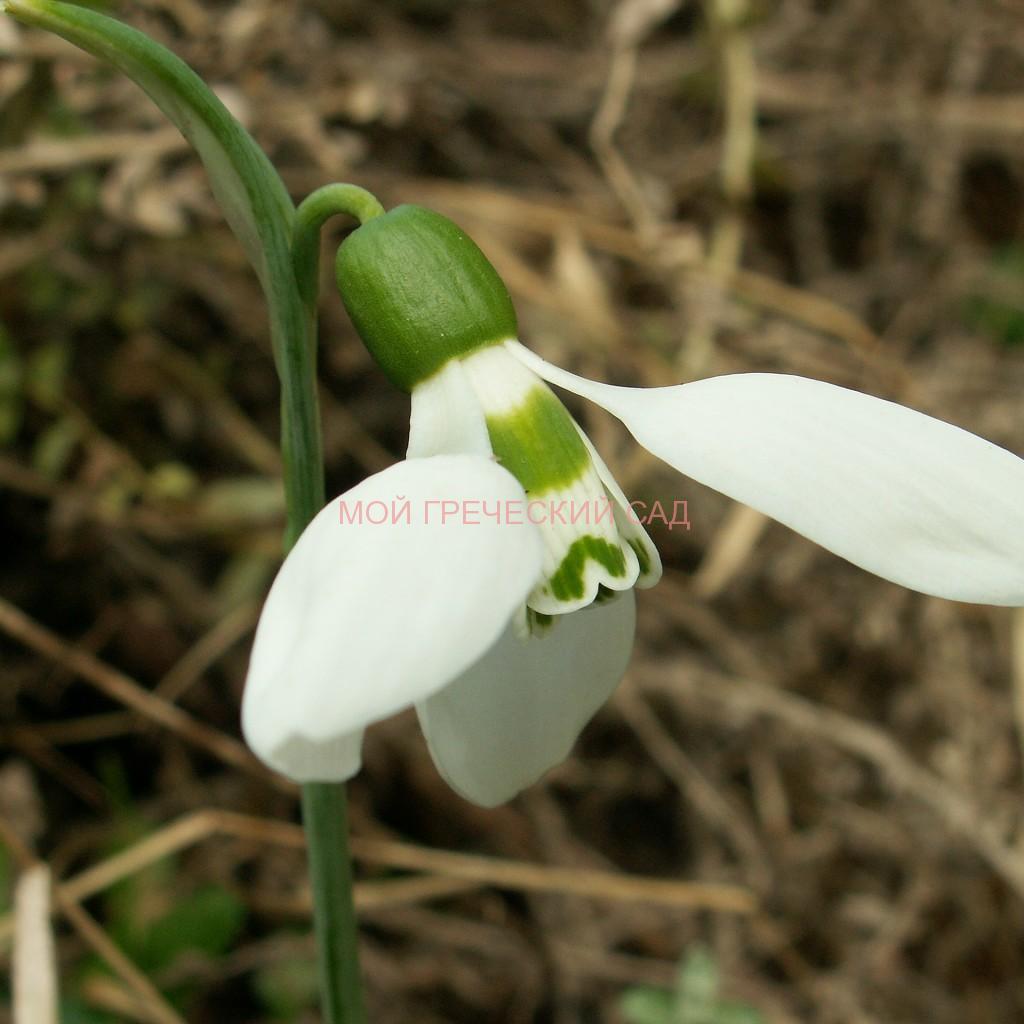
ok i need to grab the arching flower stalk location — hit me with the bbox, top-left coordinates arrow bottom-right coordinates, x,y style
243,205 -> 1024,806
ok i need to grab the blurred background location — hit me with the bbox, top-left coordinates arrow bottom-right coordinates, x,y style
2,0 -> 1024,1021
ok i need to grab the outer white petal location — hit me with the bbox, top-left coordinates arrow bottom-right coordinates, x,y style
417,592 -> 636,806
242,455 -> 543,781
511,341 -> 1024,605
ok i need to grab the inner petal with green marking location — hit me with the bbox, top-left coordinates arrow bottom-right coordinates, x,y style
461,345 -> 657,615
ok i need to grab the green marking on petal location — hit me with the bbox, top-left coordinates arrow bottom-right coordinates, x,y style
526,608 -> 556,636
486,387 -> 590,494
628,537 -> 652,578
547,536 -> 628,602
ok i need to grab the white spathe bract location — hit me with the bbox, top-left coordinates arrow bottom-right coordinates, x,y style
242,455 -> 542,781
512,342 -> 1024,606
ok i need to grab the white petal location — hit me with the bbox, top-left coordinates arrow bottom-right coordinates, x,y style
572,423 -> 662,589
260,730 -> 365,783
460,344 -> 642,613
242,455 -> 543,781
460,342 -> 540,416
519,469 -> 641,615
512,342 -> 1024,605
417,592 -> 636,806
407,358 -> 492,459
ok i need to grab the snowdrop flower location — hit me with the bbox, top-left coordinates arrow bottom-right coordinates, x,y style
243,205 -> 1024,806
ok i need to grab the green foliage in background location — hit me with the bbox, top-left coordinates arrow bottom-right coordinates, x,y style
0,324 -> 24,445
254,954 -> 321,1020
80,793 -> 245,1014
620,947 -> 765,1024
964,245 -> 1024,347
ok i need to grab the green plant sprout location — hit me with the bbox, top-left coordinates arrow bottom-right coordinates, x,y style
5,2 -> 1024,1021
620,947 -> 764,1024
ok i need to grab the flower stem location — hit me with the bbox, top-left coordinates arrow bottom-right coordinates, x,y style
293,183 -> 385,309
283,419 -> 366,1021
301,783 -> 366,1023
284,183 -> 384,1024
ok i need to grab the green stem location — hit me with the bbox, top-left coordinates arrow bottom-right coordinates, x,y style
302,783 -> 366,1023
281,348 -> 363,1021
285,183 -> 384,1024
293,184 -> 385,310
